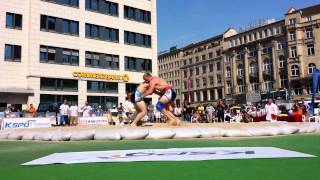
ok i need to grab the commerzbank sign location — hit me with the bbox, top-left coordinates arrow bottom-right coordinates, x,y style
73,72 -> 129,82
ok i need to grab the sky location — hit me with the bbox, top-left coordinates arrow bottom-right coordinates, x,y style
157,0 -> 320,52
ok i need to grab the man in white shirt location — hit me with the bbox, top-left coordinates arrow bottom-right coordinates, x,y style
265,99 -> 278,122
123,92 -> 136,122
81,101 -> 92,117
68,101 -> 79,126
59,100 -> 69,126
206,104 -> 215,123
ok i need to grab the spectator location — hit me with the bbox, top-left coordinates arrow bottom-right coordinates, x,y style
123,92 -> 135,122
174,104 -> 182,118
291,105 -> 302,122
4,107 -> 11,118
206,104 -> 215,123
265,99 -> 278,122
198,104 -> 205,114
155,108 -> 161,123
147,102 -> 154,122
27,104 -> 37,117
69,101 -> 78,126
118,103 -> 124,123
82,101 -> 92,117
185,102 -> 192,121
216,100 -> 225,122
59,100 -> 69,126
96,105 -> 104,117
192,111 -> 201,123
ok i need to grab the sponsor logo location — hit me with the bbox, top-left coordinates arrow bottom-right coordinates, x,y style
73,72 -> 129,82
4,119 -> 50,129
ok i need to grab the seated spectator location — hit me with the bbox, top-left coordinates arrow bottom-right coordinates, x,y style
291,105 -> 302,122
27,104 -> 37,117
192,111 -> 201,123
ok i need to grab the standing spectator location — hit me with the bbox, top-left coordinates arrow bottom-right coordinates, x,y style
27,104 -> 37,117
81,101 -> 92,117
265,99 -> 278,122
123,92 -> 135,122
69,101 -> 78,126
155,108 -> 161,123
96,105 -> 104,117
147,102 -> 154,122
174,104 -> 182,118
216,100 -> 225,122
185,102 -> 192,121
59,100 -> 69,126
118,103 -> 124,124
4,106 -> 11,118
206,104 -> 215,123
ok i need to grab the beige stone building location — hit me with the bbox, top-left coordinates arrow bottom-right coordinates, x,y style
158,3 -> 320,106
0,0 -> 158,111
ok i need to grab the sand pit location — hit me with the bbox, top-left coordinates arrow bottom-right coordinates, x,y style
0,122 -> 319,141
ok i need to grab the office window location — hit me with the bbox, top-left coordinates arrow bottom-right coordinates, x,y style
85,23 -> 118,42
85,51 -> 119,69
307,44 -> 315,56
40,15 -> 78,36
124,31 -> 151,47
4,44 -> 21,62
125,56 -> 152,72
289,18 -> 296,25
308,63 -> 316,74
40,45 -> 79,66
290,46 -> 297,58
87,81 -> 118,93
85,0 -> 118,16
87,96 -> 118,110
42,0 -> 79,7
291,65 -> 299,76
40,78 -> 78,91
124,5 -> 151,24
6,12 -> 22,29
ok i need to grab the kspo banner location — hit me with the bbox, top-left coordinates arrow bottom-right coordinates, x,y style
78,117 -> 109,126
2,118 -> 51,130
22,147 -> 315,165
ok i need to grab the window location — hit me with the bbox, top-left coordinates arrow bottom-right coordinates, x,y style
277,40 -> 285,50
126,83 -> 138,93
87,81 -> 118,93
40,45 -> 79,66
196,79 -> 200,87
86,51 -> 119,69
40,78 -> 78,91
216,62 -> 221,71
6,12 -> 22,29
289,31 -> 296,40
196,67 -> 199,75
125,56 -> 152,72
307,44 -> 315,56
124,6 -> 151,24
85,23 -> 118,42
209,76 -> 214,85
226,67 -> 231,77
306,27 -> 313,39
87,96 -> 118,110
202,78 -> 207,87
217,74 -> 222,84
124,31 -> 151,48
291,65 -> 299,76
250,62 -> 258,75
263,59 -> 272,74
248,47 -> 257,57
237,64 -> 244,77
307,16 -> 312,22
202,55 -> 206,60
226,82 -> 232,94
308,63 -> 316,74
4,44 -> 21,62
216,50 -> 221,57
209,64 -> 214,72
289,18 -> 296,25
280,75 -> 288,88
40,15 -> 78,36
85,0 -> 118,16
183,70 -> 187,78
208,52 -> 213,59
262,43 -> 272,54
189,58 -> 193,64
40,94 -> 78,104
195,56 -> 199,62
279,56 -> 286,68
189,68 -> 193,76
202,66 -> 207,74
42,0 -> 79,7
236,50 -> 244,60
290,46 -> 297,58
265,80 -> 273,91
251,80 -> 259,92
183,81 -> 187,89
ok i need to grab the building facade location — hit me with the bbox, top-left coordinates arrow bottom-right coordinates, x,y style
158,4 -> 320,106
0,0 -> 158,111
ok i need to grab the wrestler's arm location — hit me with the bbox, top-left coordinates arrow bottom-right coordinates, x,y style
144,80 -> 156,96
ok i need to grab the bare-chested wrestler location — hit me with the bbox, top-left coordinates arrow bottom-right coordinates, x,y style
130,82 -> 150,127
143,73 -> 181,125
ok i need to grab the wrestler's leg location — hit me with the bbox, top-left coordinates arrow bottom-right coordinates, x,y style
157,96 -> 181,125
131,101 -> 147,127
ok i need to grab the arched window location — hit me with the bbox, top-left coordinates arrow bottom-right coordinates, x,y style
250,62 -> 258,74
291,65 -> 300,76
263,59 -> 272,72
308,63 -> 316,74
237,64 -> 244,76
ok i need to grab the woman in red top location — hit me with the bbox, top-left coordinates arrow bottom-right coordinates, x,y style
291,105 -> 302,122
